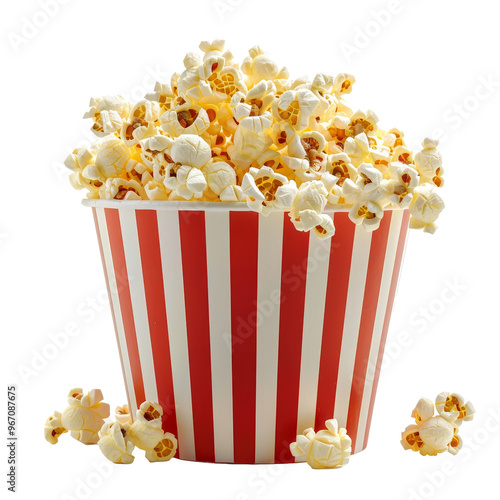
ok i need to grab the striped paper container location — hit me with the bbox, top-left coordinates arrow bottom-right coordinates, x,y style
83,199 -> 410,464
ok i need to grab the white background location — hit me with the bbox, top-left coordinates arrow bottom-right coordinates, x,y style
1,0 -> 499,499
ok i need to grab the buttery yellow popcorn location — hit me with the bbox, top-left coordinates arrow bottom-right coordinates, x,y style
414,138 -> 444,187
164,134 -> 211,199
348,199 -> 385,232
160,104 -> 211,137
61,388 -> 110,445
44,411 -> 68,444
204,161 -> 243,202
408,185 -> 445,234
84,96 -> 130,137
241,166 -> 292,216
102,178 -> 147,201
289,181 -> 328,233
290,419 -> 351,469
65,39 -> 445,238
121,100 -> 160,147
401,393 -> 474,457
272,89 -> 320,133
98,422 -> 135,464
115,404 -> 132,425
241,45 -> 289,86
94,136 -> 131,177
435,392 -> 475,426
127,401 -> 164,451
145,432 -> 177,463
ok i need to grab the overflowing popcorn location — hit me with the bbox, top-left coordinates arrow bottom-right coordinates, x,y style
44,389 -> 177,465
290,418 -> 352,469
65,39 -> 445,238
401,393 -> 475,456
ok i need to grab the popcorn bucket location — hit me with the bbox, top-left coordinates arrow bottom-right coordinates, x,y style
83,199 -> 410,464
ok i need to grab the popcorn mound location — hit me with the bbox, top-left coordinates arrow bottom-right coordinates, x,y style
65,39 -> 445,239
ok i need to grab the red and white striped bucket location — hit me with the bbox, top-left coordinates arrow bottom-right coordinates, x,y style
84,199 -> 409,464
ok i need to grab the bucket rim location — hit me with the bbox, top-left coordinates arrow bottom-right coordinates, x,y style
82,199 -> 408,213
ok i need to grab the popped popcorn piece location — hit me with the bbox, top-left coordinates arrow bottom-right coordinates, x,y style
343,133 -> 370,167
115,404 -> 132,425
299,210 -> 335,239
414,138 -> 444,187
326,152 -> 357,186
387,163 -> 420,208
127,401 -> 164,451
140,134 -> 174,178
229,117 -> 273,169
435,392 -> 475,426
95,136 -> 132,177
102,178 -> 147,201
241,166 -> 291,216
401,393 -> 474,456
332,73 -> 356,96
355,162 -> 383,193
121,100 -> 160,147
241,46 -> 289,86
204,161 -> 243,201
164,134 -> 211,199
44,411 -> 68,444
408,185 -> 445,234
392,145 -> 414,166
170,133 -> 211,168
145,82 -> 176,114
84,95 -> 131,137
348,199 -> 384,232
144,432 -> 177,463
289,180 -> 329,233
282,131 -> 327,182
98,422 -> 135,464
348,110 -> 378,138
231,80 -> 276,121
145,180 -> 170,200
61,388 -> 110,445
272,89 -> 320,133
160,104 -> 210,137
290,419 -> 351,469
64,146 -> 96,172
269,123 -> 295,154
321,172 -> 344,205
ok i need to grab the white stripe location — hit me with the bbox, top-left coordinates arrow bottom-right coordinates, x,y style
354,211 -> 404,452
205,211 -> 233,463
95,208 -> 137,414
295,232 -> 331,462
157,210 -> 196,461
333,224 -> 373,428
255,211 -> 284,464
118,210 -> 158,403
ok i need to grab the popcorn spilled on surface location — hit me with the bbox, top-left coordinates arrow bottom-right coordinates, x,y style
290,418 -> 352,469
65,39 -> 445,238
401,392 -> 475,456
44,389 -> 177,465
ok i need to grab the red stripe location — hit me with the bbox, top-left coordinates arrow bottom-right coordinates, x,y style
92,208 -> 133,415
104,208 -> 146,408
135,210 -> 178,454
346,212 -> 392,449
178,211 -> 215,463
315,212 -> 356,431
274,216 -> 310,463
229,211 -> 259,464
363,210 -> 410,448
